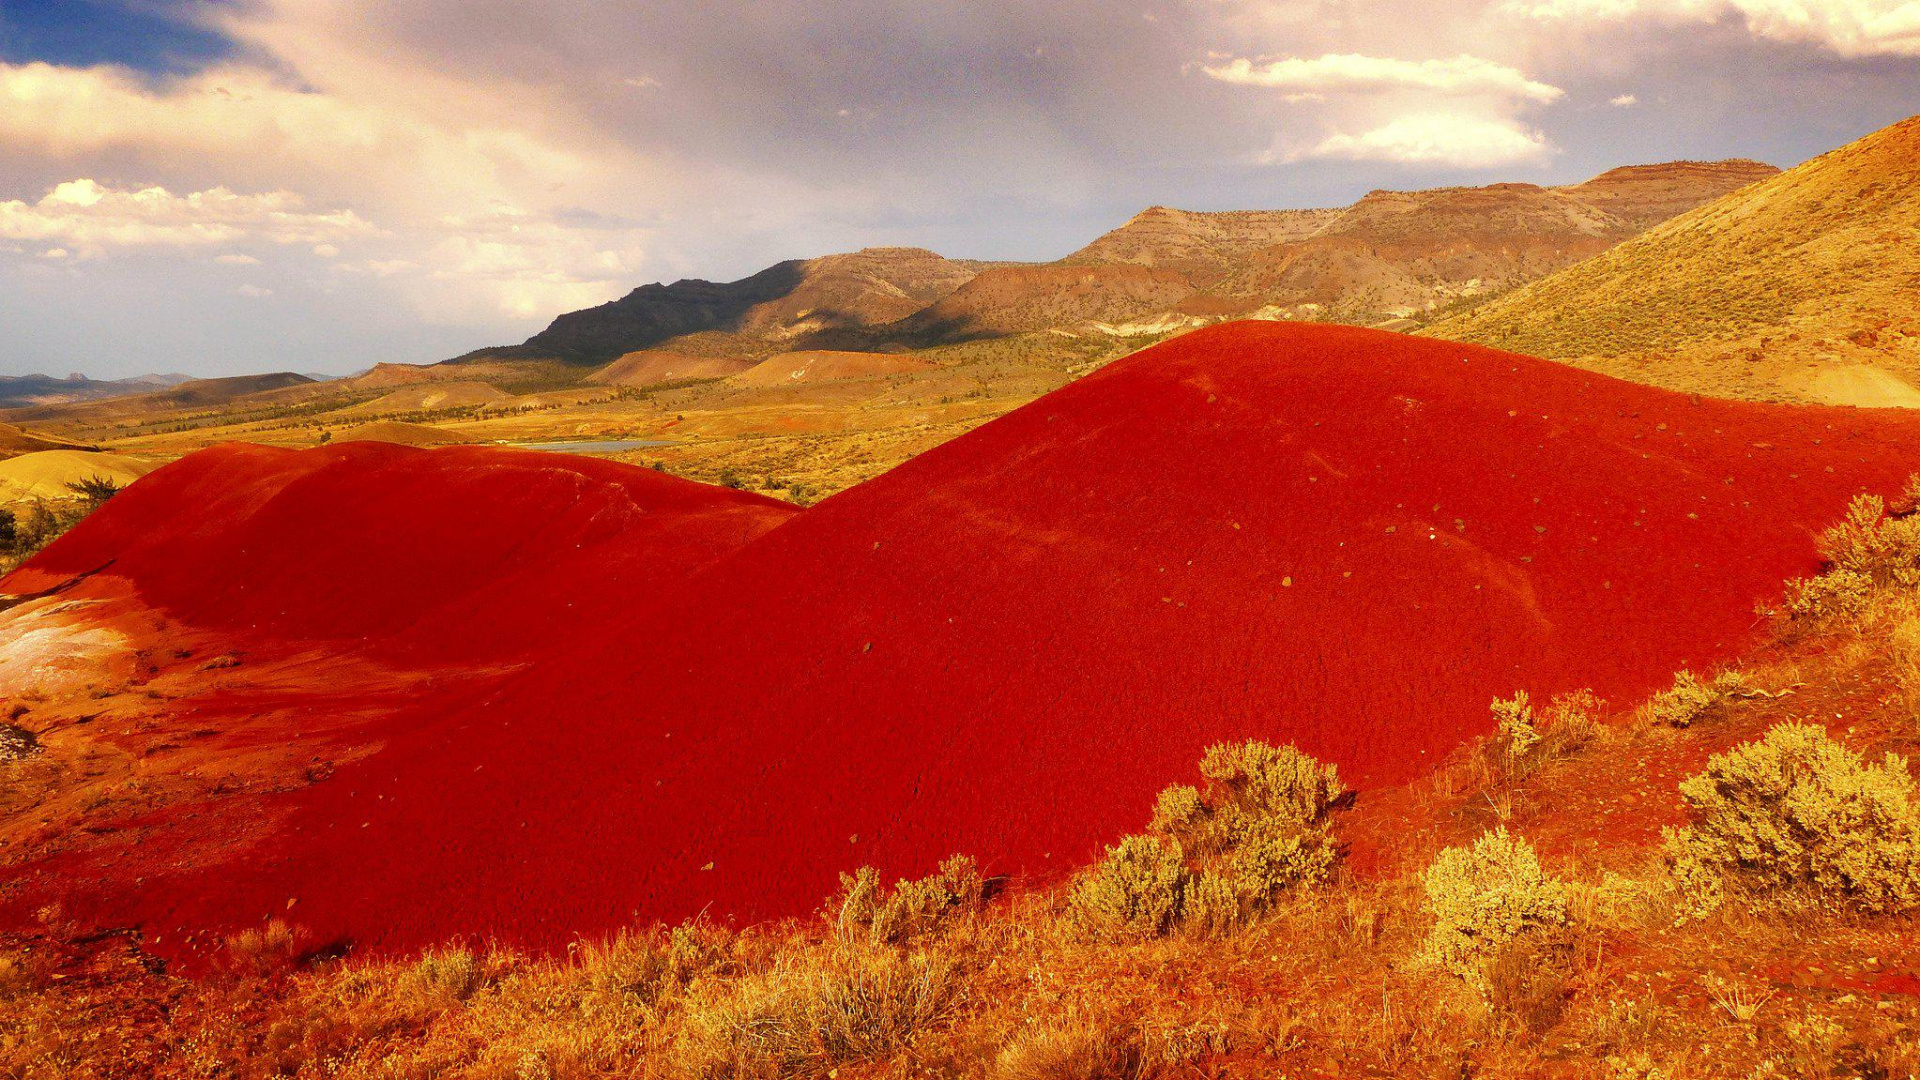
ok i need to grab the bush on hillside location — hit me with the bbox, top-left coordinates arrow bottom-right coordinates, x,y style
1815,491 -> 1920,582
1637,669 -> 1749,729
672,947 -> 958,1077
1779,485 -> 1920,621
1064,835 -> 1188,941
837,854 -> 986,946
1665,721 -> 1920,918
1782,569 -> 1874,621
1420,828 -> 1570,983
1069,740 -> 1346,940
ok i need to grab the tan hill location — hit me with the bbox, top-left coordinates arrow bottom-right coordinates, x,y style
336,381 -> 509,416
1048,162 -> 1776,328
461,247 -> 1000,366
728,350 -> 931,387
1058,206 -> 1342,282
1208,161 -> 1778,324
346,362 -> 530,389
1424,117 -> 1920,404
328,421 -> 476,447
585,350 -> 756,387
897,263 -> 1196,340
0,449 -> 160,503
0,422 -> 91,460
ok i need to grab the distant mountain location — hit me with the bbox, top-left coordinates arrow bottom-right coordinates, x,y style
1,372 -> 318,426
0,372 -> 198,410
455,247 -> 1001,367
1425,117 -> 1920,405
1075,160 -> 1780,326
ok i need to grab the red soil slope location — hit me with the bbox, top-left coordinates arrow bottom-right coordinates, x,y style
5,441 -> 798,663
16,322 -> 1920,963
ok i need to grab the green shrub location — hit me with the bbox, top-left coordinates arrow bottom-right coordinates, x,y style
1488,690 -> 1605,777
1148,784 -> 1206,837
1664,721 -> 1920,918
1637,669 -> 1748,728
836,854 -> 985,947
1420,828 -> 1570,982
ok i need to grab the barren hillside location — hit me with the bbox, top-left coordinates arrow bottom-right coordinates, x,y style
1426,116 -> 1920,405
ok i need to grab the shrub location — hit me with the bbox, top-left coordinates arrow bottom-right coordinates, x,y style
223,919 -> 312,977
393,945 -> 494,1005
1065,835 -> 1188,941
1492,692 -> 1541,761
1636,669 -> 1748,728
1487,690 -> 1605,778
991,1014 -> 1145,1080
1420,828 -> 1570,982
64,475 -> 122,508
0,724 -> 38,763
1782,569 -> 1874,621
672,948 -> 957,1077
1070,741 -> 1346,940
1195,740 -> 1345,838
1664,721 -> 1920,918
1816,491 -> 1920,582
1148,784 -> 1206,837
1779,487 -> 1920,621
836,854 -> 985,946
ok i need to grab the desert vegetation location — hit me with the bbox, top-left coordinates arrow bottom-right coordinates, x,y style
0,474 -> 121,571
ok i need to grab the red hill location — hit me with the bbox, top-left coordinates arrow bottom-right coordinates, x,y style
6,441 -> 798,663
12,322 -> 1920,962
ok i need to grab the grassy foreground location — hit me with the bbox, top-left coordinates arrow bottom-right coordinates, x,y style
5,494 -> 1920,1079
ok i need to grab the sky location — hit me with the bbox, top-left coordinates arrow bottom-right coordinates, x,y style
1,0 -> 1917,379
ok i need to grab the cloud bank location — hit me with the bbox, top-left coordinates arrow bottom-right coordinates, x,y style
0,0 -> 1916,376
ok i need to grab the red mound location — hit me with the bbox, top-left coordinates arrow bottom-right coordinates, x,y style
17,322 -> 1920,962
7,441 -> 797,662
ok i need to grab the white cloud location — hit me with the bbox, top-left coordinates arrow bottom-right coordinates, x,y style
215,253 -> 261,265
0,35 -> 684,324
1203,53 -> 1565,104
1301,114 -> 1556,167
0,179 -> 377,257
1506,0 -> 1920,57
1610,93 -> 1640,105
237,283 -> 274,298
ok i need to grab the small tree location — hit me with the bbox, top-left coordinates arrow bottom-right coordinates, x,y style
64,474 -> 122,508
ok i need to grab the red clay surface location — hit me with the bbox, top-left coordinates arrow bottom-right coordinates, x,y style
11,322 -> 1920,963
5,441 -> 797,663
